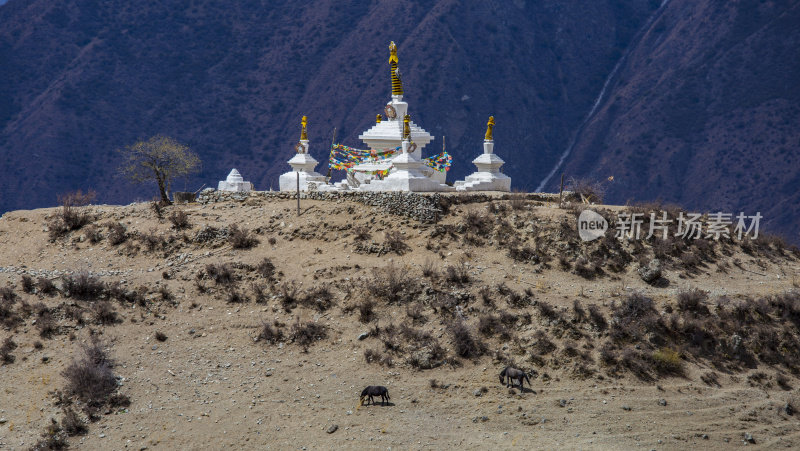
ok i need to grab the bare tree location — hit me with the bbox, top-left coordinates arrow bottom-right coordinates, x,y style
118,135 -> 200,204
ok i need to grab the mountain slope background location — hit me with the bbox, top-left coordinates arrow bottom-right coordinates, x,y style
551,0 -> 800,242
1,0 -> 797,241
0,0 -> 658,205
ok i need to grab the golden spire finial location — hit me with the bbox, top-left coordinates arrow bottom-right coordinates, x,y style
403,114 -> 411,140
389,41 -> 404,96
300,116 -> 308,140
376,114 -> 382,123
484,116 -> 495,141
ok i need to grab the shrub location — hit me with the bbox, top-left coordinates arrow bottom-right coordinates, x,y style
251,282 -> 269,304
62,271 -> 105,300
150,200 -> 164,219
37,310 -> 58,338
159,285 -> 173,302
406,303 -> 425,323
421,259 -> 438,279
444,262 -> 470,285
353,226 -> 371,241
477,314 -> 505,337
652,348 -> 683,375
48,190 -> 96,240
256,258 -> 276,280
33,418 -> 69,450
448,319 -> 483,358
290,320 -> 327,351
62,407 -> 88,436
278,281 -> 300,311
225,289 -> 248,304
508,245 -> 537,263
37,278 -> 58,296
532,331 -> 556,355
93,301 -> 118,325
573,300 -> 587,322
364,348 -> 393,366
574,257 -> 599,279
1,337 -> 17,364
587,304 -> 608,330
384,231 -> 409,254
62,342 -> 119,407
106,222 -> 127,245
84,224 -> 102,244
464,210 -> 493,236
599,343 -> 617,366
205,263 -> 235,285
138,228 -> 166,252
169,210 -> 191,230
257,321 -> 285,344
676,288 -> 709,314
0,286 -> 17,303
536,300 -> 560,320
229,224 -> 259,249
154,331 -> 168,342
358,300 -> 375,323
568,177 -> 606,204
371,265 -> 417,304
301,285 -> 335,311
21,275 -> 35,293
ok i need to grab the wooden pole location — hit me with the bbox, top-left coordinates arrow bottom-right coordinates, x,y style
296,171 -> 300,216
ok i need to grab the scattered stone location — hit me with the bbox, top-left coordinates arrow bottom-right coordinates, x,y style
473,389 -> 483,397
784,402 -> 794,416
744,432 -> 755,444
326,424 -> 338,434
702,434 -> 709,440
658,399 -> 667,406
357,332 -> 369,341
622,405 -> 631,411
638,259 -> 662,283
559,399 -> 567,407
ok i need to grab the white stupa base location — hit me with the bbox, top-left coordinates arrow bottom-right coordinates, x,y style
358,170 -> 453,192
218,169 -> 253,192
279,171 -> 328,192
358,151 -> 452,192
454,172 -> 511,192
218,181 -> 253,192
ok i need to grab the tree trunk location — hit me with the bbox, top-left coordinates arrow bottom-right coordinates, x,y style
156,173 -> 171,205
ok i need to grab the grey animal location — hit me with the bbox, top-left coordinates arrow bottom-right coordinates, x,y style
360,386 -> 390,406
499,366 -> 531,388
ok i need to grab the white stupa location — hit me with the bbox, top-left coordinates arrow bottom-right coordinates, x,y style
455,116 -> 511,192
350,41 -> 446,185
279,116 -> 327,192
218,168 -> 253,192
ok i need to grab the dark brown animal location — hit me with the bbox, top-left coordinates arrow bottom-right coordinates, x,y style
360,385 -> 390,406
499,366 -> 531,388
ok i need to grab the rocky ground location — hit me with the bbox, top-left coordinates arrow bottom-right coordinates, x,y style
1,193 -> 799,450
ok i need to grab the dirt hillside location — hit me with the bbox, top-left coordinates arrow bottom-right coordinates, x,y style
1,194 -> 799,450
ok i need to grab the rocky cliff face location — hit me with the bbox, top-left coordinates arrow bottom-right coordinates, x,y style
0,0 -> 655,210
553,0 -> 800,241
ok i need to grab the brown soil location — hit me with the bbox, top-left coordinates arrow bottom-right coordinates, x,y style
1,196 -> 799,450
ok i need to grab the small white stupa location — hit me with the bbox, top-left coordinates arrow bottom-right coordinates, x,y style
455,116 -> 511,192
279,116 -> 327,192
218,168 -> 253,192
360,114 -> 452,192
